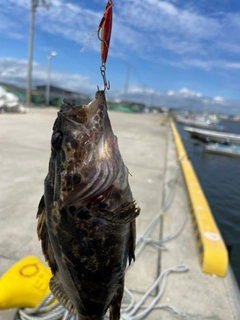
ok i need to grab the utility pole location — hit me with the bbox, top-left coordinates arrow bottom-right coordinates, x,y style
124,65 -> 131,101
142,84 -> 148,106
150,93 -> 155,107
26,0 -> 48,107
46,52 -> 57,105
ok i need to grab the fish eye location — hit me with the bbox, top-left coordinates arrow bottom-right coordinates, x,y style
51,131 -> 63,150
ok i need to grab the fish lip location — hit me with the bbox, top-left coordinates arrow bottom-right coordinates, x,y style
59,99 -> 75,113
87,90 -> 106,114
58,91 -> 106,125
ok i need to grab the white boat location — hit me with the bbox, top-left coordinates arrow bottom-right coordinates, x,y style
175,114 -> 223,130
184,126 -> 240,145
205,143 -> 240,157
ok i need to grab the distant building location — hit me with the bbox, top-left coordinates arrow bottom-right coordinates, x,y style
145,106 -> 172,113
0,82 -> 26,102
145,106 -> 162,113
0,82 -> 91,106
107,100 -> 145,113
0,82 -> 25,91
35,85 -> 91,106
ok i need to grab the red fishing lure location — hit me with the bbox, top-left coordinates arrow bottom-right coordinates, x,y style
98,0 -> 113,65
98,0 -> 113,90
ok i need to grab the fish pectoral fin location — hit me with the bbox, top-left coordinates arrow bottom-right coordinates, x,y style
50,275 -> 77,315
97,201 -> 140,224
36,195 -> 58,273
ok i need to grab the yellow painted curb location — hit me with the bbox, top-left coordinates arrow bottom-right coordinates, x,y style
170,119 -> 228,277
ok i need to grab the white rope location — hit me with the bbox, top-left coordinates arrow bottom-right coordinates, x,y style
15,294 -> 77,320
121,265 -> 189,320
133,165 -> 186,261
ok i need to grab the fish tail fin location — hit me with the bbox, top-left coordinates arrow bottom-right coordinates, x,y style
109,282 -> 124,320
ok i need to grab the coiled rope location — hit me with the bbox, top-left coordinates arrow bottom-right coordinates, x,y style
14,293 -> 76,320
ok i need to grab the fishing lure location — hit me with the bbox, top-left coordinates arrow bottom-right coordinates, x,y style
98,0 -> 113,91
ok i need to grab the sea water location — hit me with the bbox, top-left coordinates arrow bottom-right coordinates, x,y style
176,121 -> 240,287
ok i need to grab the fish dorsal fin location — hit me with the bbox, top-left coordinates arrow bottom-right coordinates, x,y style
50,275 -> 77,315
96,201 -> 140,224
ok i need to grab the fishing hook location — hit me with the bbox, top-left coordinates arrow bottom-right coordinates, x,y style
98,29 -> 111,44
100,64 -> 110,91
97,0 -> 113,43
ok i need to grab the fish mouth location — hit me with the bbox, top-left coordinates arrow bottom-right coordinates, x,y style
59,90 -> 106,125
58,90 -> 110,165
88,90 -> 106,115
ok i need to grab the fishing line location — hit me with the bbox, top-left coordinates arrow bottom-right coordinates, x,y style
80,28 -> 99,53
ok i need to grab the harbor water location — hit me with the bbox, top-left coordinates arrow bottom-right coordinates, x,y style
176,120 -> 240,287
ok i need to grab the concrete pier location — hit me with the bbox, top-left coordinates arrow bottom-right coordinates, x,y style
0,108 -> 239,320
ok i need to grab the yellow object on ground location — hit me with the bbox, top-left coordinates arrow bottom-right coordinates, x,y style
0,256 -> 51,309
159,114 -> 169,125
170,119 -> 228,277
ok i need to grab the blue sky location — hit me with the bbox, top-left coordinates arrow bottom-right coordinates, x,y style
1,0 -> 240,112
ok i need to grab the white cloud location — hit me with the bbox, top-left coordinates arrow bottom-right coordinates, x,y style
202,99 -> 210,104
112,84 -> 156,98
223,62 -> 240,69
0,58 -> 95,93
159,36 -> 203,54
119,82 -> 236,113
1,0 -> 240,106
116,0 -> 222,58
213,96 -> 223,102
170,59 -> 240,71
167,88 -> 202,98
9,0 -> 30,8
118,0 -> 220,38
0,10 -> 25,39
153,0 -> 178,16
1,0 -> 240,66
168,90 -> 175,96
1,57 -> 240,113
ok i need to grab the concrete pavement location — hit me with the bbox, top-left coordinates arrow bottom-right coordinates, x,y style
0,107 -> 238,319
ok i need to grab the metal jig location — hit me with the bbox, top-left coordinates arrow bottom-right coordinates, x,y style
97,0 -> 113,91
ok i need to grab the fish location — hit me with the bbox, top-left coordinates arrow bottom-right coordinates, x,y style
37,90 -> 140,320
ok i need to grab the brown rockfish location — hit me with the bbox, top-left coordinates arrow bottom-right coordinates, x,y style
37,90 -> 140,320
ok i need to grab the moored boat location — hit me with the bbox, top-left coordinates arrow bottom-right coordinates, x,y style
175,114 -> 223,130
184,126 -> 240,145
205,143 -> 240,157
